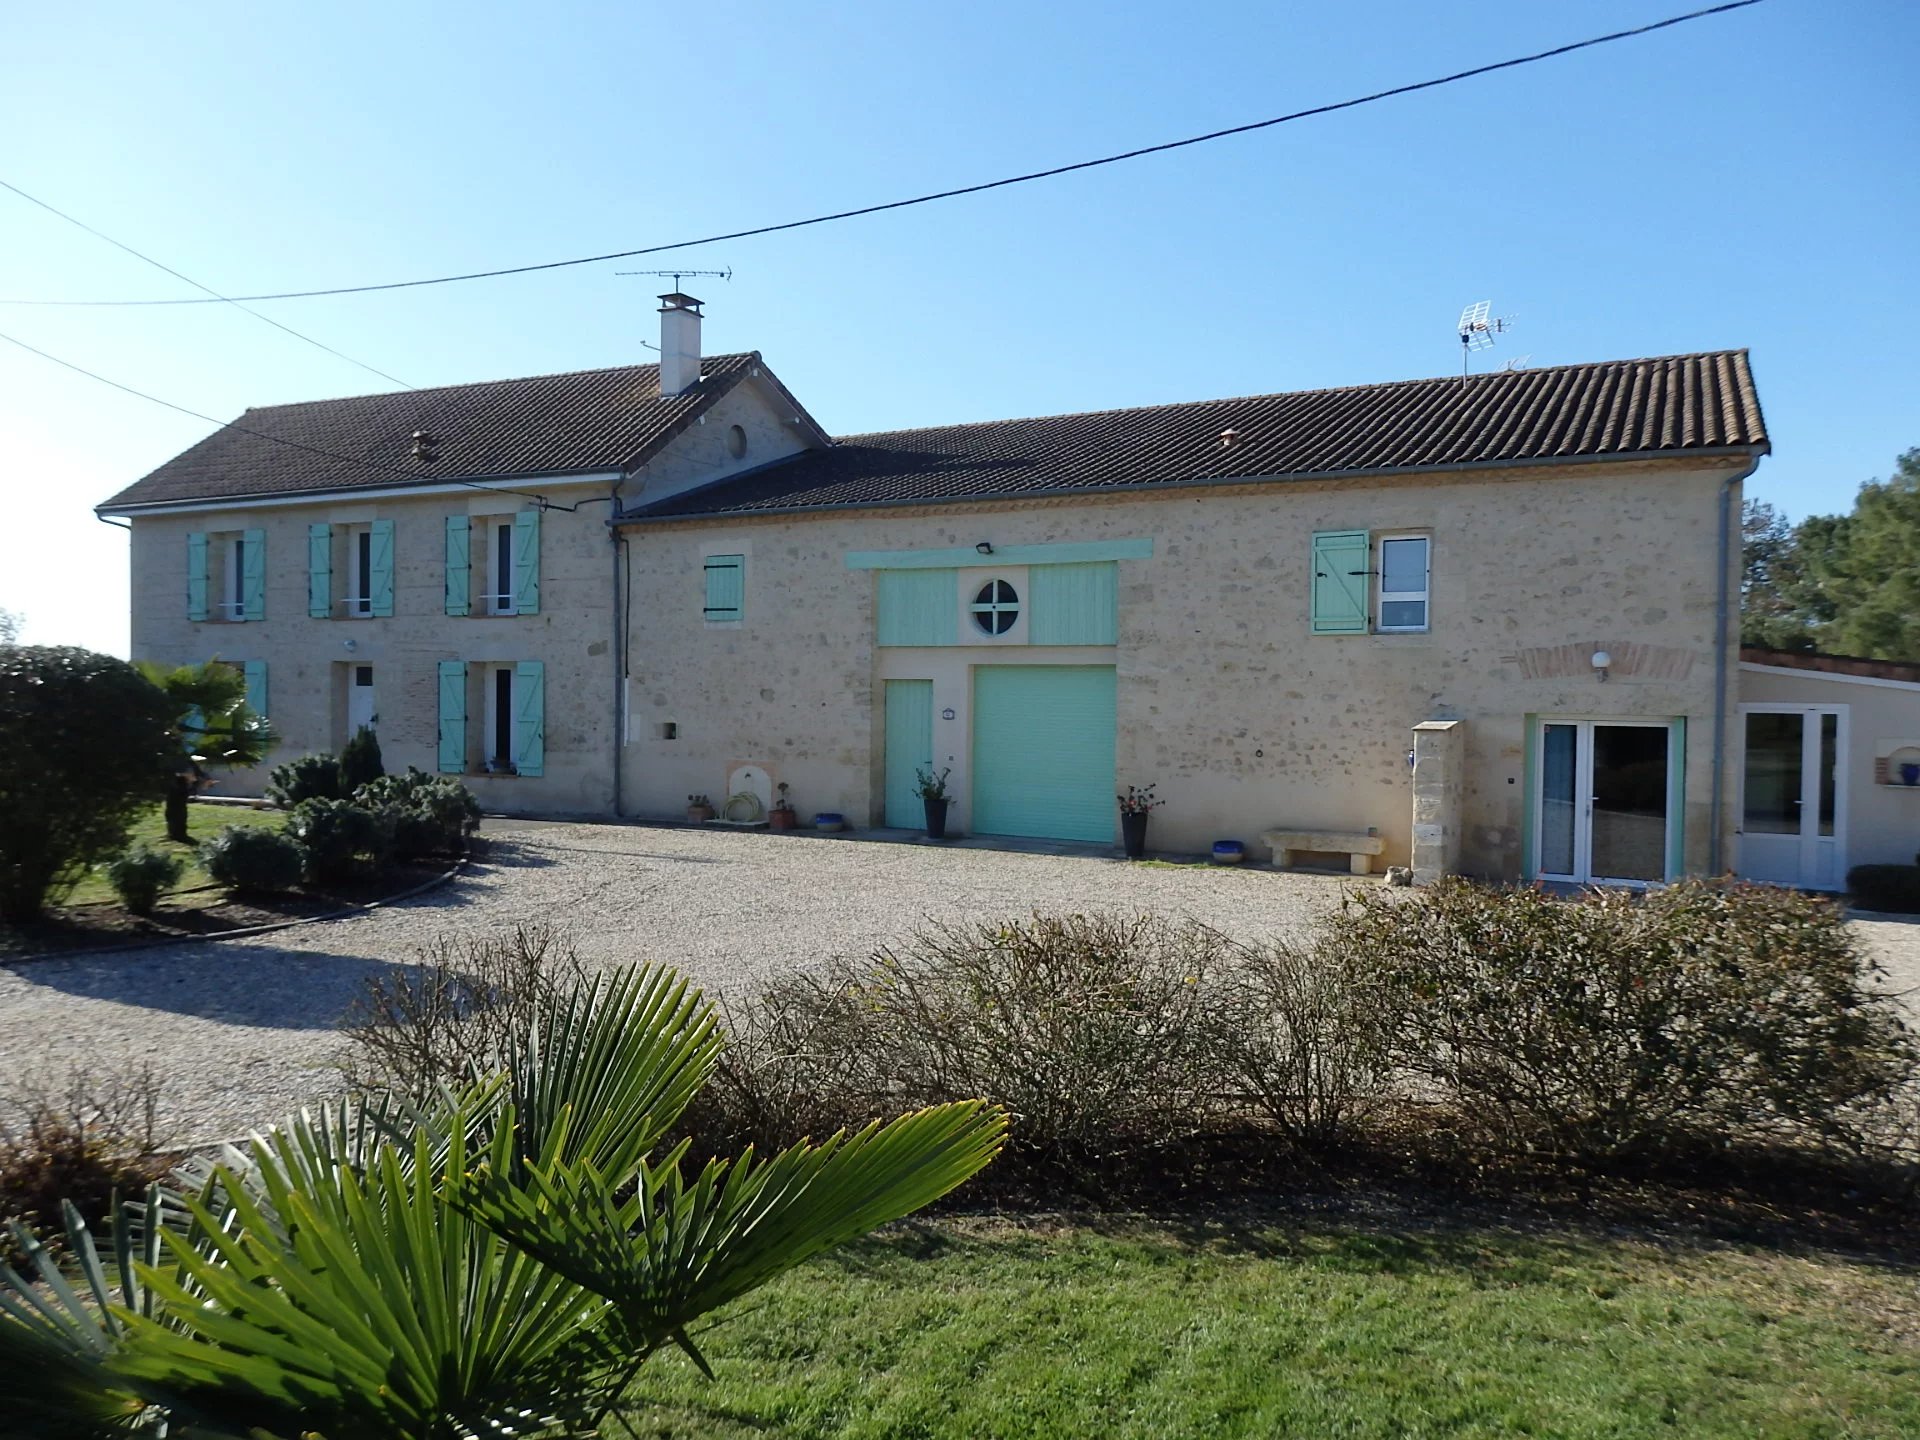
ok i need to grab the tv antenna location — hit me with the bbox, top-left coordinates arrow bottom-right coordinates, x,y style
1456,301 -> 1514,377
1498,354 -> 1533,373
614,267 -> 734,289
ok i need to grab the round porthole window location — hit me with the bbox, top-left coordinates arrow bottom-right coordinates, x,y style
726,424 -> 748,459
970,579 -> 1020,635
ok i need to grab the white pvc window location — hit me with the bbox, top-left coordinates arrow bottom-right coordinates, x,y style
345,526 -> 374,617
222,535 -> 247,621
489,520 -> 516,614
1377,536 -> 1430,632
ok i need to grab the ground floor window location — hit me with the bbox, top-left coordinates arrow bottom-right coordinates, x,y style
1530,717 -> 1682,885
437,659 -> 546,777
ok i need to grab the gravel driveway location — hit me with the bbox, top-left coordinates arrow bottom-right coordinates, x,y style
2,821 -> 1916,1146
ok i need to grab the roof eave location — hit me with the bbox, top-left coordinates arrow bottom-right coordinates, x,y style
95,467 -> 625,517
616,442 -> 1771,527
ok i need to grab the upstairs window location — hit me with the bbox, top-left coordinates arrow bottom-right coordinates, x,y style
1377,535 -> 1431,632
970,579 -> 1020,636
704,554 -> 745,623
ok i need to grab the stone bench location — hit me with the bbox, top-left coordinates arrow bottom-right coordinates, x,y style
1261,828 -> 1385,876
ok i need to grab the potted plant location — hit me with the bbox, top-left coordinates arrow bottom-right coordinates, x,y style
769,781 -> 800,831
686,793 -> 715,822
1117,784 -> 1163,859
917,765 -> 953,840
1901,761 -> 1920,787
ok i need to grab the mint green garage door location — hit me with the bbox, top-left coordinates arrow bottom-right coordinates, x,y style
971,665 -> 1117,843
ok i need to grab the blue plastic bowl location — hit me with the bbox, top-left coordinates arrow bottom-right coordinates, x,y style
814,812 -> 847,831
1211,841 -> 1246,865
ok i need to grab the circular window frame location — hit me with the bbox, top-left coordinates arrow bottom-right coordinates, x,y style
969,578 -> 1021,637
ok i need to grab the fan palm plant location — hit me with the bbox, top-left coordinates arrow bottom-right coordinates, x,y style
0,964 -> 1004,1437
136,660 -> 278,842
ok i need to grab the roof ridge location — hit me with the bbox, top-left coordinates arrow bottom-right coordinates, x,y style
826,350 -> 1752,444
237,352 -> 761,414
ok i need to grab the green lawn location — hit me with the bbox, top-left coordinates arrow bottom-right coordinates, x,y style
624,1215 -> 1920,1439
65,801 -> 282,906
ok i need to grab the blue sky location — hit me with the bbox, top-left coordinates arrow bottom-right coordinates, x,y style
2,0 -> 1913,654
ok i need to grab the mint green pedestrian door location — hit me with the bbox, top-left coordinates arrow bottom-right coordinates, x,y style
884,680 -> 934,829
972,665 -> 1117,843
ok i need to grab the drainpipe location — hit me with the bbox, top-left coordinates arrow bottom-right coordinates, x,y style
609,476 -> 628,818
1708,455 -> 1763,875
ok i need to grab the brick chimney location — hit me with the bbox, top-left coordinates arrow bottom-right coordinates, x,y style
658,292 -> 703,397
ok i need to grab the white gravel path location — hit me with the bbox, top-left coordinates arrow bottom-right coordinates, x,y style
1,820 -> 1915,1146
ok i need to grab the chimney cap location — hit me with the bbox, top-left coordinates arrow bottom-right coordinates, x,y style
657,291 -> 704,312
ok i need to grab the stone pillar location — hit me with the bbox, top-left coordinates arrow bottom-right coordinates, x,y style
1410,720 -> 1465,885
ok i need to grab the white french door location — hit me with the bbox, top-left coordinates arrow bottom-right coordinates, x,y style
1736,705 -> 1846,890
1533,718 -> 1679,886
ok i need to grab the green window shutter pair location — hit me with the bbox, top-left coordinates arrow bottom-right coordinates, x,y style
186,532 -> 209,620
876,568 -> 956,645
437,661 -> 467,773
1310,529 -> 1371,635
1029,562 -> 1118,645
703,554 -> 745,622
243,660 -> 268,720
308,524 -> 332,617
513,510 -> 541,615
514,660 -> 545,777
445,516 -> 471,616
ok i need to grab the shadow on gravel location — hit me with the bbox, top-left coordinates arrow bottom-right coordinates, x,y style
1,945 -> 432,1031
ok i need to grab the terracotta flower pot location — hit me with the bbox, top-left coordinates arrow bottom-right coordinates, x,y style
769,806 -> 799,831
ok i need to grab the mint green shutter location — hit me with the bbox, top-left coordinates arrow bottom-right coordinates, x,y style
307,523 -> 332,617
876,568 -> 957,645
703,554 -> 745,621
514,510 -> 541,615
437,661 -> 467,773
243,659 -> 268,720
883,680 -> 935,828
1666,717 -> 1687,881
1310,529 -> 1370,635
1029,562 -> 1118,645
369,519 -> 395,617
186,532 -> 209,620
445,516 -> 471,616
972,665 -> 1117,843
241,528 -> 267,620
514,660 -> 545,777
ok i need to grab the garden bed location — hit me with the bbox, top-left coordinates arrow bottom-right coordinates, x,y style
0,856 -> 455,958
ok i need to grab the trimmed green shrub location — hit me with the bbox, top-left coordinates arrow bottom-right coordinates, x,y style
0,646 -> 178,922
354,769 -> 481,859
198,824 -> 303,895
265,752 -> 343,808
288,797 -> 392,884
1352,878 -> 1917,1158
339,725 -> 385,792
103,844 -> 184,917
1848,863 -> 1920,915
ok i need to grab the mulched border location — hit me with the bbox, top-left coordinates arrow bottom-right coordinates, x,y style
0,858 -> 467,964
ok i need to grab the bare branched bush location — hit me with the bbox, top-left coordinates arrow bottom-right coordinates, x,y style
1217,932 -> 1398,1152
0,1063 -> 174,1261
338,923 -> 586,1103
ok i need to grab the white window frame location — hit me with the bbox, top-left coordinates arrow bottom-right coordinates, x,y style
966,575 -> 1024,641
220,534 -> 247,622
487,519 -> 517,615
1375,534 -> 1430,634
482,663 -> 516,772
344,524 -> 375,618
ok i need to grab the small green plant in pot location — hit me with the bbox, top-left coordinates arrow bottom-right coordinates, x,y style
1118,784 -> 1163,859
917,765 -> 953,840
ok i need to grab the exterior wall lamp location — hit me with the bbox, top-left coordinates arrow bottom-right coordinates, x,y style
975,542 -> 994,555
1591,650 -> 1612,683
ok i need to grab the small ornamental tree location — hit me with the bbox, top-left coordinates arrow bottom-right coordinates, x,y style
0,647 -> 179,922
138,661 -> 278,843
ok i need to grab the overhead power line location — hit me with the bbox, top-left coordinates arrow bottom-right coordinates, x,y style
0,1 -> 1764,309
0,178 -> 414,387
0,327 -> 576,509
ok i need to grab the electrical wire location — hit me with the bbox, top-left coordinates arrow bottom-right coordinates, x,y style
0,178 -> 414,386
0,1 -> 1764,309
0,326 -> 592,510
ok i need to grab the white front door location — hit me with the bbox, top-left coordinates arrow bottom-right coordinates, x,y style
1737,705 -> 1846,890
347,664 -> 376,737
1534,719 -> 1678,885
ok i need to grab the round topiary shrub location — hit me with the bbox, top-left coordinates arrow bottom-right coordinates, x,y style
198,825 -> 303,895
354,770 -> 481,858
288,798 -> 392,885
265,753 -> 344,809
103,844 -> 185,917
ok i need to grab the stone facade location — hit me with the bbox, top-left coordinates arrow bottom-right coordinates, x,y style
617,456 -> 1748,879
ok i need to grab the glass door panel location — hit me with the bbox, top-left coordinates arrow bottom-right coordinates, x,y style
1539,724 -> 1578,877
1590,724 -> 1669,883
1743,711 -> 1803,835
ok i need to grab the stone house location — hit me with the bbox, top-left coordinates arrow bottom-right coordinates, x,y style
100,295 -> 1910,886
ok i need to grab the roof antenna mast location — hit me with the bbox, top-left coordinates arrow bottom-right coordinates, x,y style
614,267 -> 734,290
1456,301 -> 1515,378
